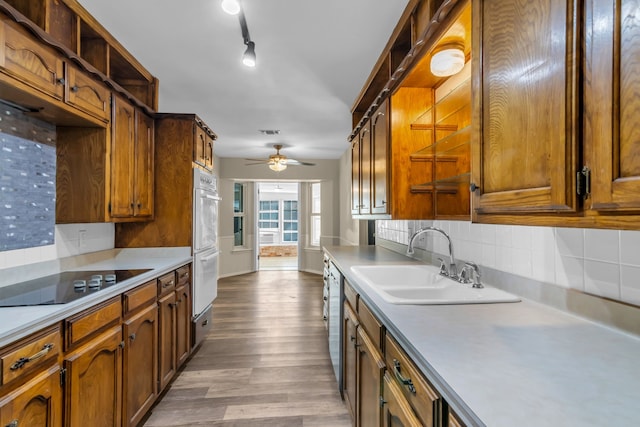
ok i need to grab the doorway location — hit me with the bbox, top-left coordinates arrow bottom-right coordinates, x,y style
257,182 -> 299,271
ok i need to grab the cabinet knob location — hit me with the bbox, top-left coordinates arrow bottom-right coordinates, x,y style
71,85 -> 79,93
470,183 -> 479,192
129,333 -> 136,341
56,77 -> 65,85
6,419 -> 18,427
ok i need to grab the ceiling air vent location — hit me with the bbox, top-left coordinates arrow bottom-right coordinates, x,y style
259,129 -> 280,135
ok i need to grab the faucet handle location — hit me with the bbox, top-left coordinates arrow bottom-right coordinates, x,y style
462,262 -> 483,288
436,258 -> 448,277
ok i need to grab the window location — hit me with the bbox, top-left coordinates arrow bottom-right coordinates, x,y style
310,182 -> 321,247
258,200 -> 279,229
283,200 -> 298,242
233,183 -> 245,247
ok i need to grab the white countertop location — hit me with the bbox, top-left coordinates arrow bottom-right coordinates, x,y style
324,245 -> 640,427
0,247 -> 192,348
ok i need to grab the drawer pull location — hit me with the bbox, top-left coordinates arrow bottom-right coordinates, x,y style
393,359 -> 416,394
129,333 -> 136,341
6,420 -> 18,427
163,280 -> 175,288
10,343 -> 54,371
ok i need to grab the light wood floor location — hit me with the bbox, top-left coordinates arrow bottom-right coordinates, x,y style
143,271 -> 351,427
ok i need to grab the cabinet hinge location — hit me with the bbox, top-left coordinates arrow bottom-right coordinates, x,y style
576,166 -> 591,198
60,368 -> 66,386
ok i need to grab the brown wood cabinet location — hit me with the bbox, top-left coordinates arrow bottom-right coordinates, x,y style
157,290 -> 176,392
371,100 -> 390,215
357,326 -> 385,427
343,301 -> 359,423
63,325 -> 123,427
584,0 -> 640,216
0,365 -> 62,427
194,120 -> 216,171
122,279 -> 158,427
471,0 -> 579,217
65,64 -> 111,123
175,281 -> 192,367
110,94 -> 154,221
351,121 -> 371,216
56,95 -> 154,224
382,373 -> 422,427
116,114 -> 217,248
122,303 -> 157,427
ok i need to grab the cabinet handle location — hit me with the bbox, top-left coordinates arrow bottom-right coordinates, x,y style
56,77 -> 65,85
119,341 -> 125,349
6,420 -> 18,427
129,333 -> 136,341
163,280 -> 175,288
393,359 -> 416,394
10,343 -> 54,371
71,85 -> 79,93
137,203 -> 141,208
470,183 -> 479,192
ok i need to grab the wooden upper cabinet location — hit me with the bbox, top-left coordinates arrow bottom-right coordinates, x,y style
134,111 -> 155,217
371,100 -> 389,214
351,131 -> 362,215
66,64 -> 110,123
584,0 -> 640,213
1,18 -> 65,100
193,120 -> 216,171
110,95 -> 154,221
111,96 -> 136,218
471,0 -> 580,215
360,122 -> 372,215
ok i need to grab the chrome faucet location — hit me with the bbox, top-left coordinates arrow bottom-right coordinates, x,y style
407,227 -> 458,280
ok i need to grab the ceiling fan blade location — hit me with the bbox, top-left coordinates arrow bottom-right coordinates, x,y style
244,158 -> 269,162
245,161 -> 269,165
286,159 -> 316,166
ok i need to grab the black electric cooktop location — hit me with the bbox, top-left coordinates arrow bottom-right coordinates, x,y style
0,269 -> 151,307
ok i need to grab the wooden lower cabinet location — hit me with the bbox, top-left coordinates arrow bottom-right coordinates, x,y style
157,291 -> 177,391
356,326 -> 385,427
175,283 -> 191,368
343,302 -> 359,423
123,304 -> 158,427
63,325 -> 123,427
382,373 -> 421,427
0,365 -> 62,427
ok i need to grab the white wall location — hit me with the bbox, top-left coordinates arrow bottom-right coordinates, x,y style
217,158 -> 341,277
338,149 -> 360,246
0,223 -> 114,270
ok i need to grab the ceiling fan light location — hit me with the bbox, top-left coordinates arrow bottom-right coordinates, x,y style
269,160 -> 287,172
221,0 -> 241,15
430,43 -> 465,77
242,41 -> 256,67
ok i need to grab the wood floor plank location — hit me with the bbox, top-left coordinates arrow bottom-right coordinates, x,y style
143,271 -> 350,427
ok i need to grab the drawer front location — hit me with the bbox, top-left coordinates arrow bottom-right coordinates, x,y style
2,20 -> 65,100
65,297 -> 122,348
157,271 -> 176,296
123,279 -> 157,315
66,65 -> 111,122
176,265 -> 190,287
385,334 -> 440,427
344,280 -> 358,312
1,328 -> 61,385
358,300 -> 382,351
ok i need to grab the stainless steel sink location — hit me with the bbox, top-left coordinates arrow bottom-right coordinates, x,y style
350,265 -> 520,305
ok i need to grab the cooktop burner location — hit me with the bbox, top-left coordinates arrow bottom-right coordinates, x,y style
0,269 -> 151,307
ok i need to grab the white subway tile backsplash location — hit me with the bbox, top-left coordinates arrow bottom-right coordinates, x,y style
377,219 -> 640,307
512,225 -> 532,250
620,230 -> 640,266
584,260 -> 620,300
584,229 -> 619,263
555,255 -> 584,290
620,265 -> 640,305
555,227 -> 584,258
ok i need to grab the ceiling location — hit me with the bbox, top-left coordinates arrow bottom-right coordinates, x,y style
77,0 -> 410,161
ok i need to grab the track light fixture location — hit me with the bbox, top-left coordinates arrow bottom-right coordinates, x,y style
221,0 -> 256,67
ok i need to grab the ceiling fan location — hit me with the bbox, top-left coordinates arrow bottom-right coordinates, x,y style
245,144 -> 316,172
